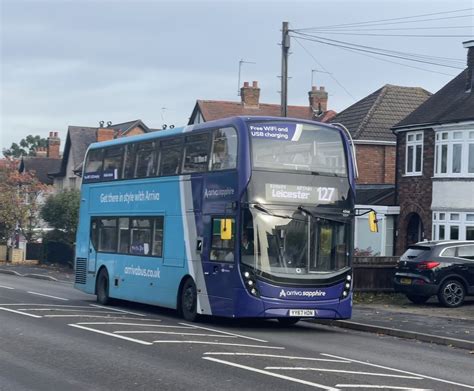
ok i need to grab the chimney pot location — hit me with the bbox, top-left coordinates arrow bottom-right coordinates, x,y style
312,86 -> 317,92
320,86 -> 325,91
240,80 -> 260,107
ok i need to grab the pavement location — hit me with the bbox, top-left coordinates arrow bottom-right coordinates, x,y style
1,262 -> 473,351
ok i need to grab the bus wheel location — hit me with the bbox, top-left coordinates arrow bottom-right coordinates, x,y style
181,278 -> 198,322
96,268 -> 111,305
277,317 -> 300,326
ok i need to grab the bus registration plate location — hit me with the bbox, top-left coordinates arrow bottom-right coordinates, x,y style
289,309 -> 315,317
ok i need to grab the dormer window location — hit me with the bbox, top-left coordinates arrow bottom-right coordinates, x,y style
405,131 -> 423,175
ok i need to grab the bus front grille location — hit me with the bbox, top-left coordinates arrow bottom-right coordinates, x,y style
75,258 -> 87,284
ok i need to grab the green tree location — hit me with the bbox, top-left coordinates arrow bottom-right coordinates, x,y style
41,190 -> 80,244
3,135 -> 48,158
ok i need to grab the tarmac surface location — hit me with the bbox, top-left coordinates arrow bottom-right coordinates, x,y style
1,261 -> 473,351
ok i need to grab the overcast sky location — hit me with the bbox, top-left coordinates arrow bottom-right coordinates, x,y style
1,0 -> 473,154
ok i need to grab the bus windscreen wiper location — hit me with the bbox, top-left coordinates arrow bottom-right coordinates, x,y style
252,203 -> 292,219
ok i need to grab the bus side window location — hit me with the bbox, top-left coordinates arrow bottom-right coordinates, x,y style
152,217 -> 164,257
118,218 -> 130,253
210,218 -> 235,262
182,133 -> 210,173
98,218 -> 118,253
123,144 -> 137,179
130,218 -> 152,255
135,142 -> 156,178
160,138 -> 183,176
103,146 -> 124,180
84,149 -> 103,176
210,127 -> 238,171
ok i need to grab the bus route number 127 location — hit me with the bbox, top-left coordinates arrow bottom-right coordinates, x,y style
316,187 -> 336,202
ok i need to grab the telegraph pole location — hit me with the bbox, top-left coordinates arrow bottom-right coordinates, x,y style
281,21 -> 290,117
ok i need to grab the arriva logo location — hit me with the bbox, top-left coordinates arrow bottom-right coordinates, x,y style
279,289 -> 327,298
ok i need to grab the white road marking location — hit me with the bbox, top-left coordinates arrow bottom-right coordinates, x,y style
0,304 -> 95,307
0,307 -> 42,318
44,315 -> 144,318
154,341 -> 284,349
203,352 -> 350,363
180,322 -> 268,343
203,357 -> 339,390
322,353 -> 474,390
90,304 -> 146,317
75,322 -> 173,328
0,285 -> 14,290
116,330 -> 236,338
27,291 -> 69,301
264,367 -> 422,379
21,308 -> 118,313
68,324 -> 152,345
336,386 -> 432,390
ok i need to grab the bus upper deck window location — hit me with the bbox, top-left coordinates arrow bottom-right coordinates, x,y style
85,149 -> 103,174
211,128 -> 237,171
182,133 -> 210,173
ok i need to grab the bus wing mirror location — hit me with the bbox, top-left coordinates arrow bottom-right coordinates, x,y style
221,219 -> 233,240
368,211 -> 379,233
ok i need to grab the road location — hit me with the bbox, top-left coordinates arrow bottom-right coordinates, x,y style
0,274 -> 473,391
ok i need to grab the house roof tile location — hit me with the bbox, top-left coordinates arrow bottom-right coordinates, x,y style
394,70 -> 474,129
20,157 -> 61,185
332,85 -> 431,142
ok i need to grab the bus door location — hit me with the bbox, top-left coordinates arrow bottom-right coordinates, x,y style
88,219 -> 99,273
203,216 -> 236,316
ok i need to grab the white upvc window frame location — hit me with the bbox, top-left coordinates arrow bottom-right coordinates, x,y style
434,128 -> 474,177
405,131 -> 423,176
432,211 -> 474,241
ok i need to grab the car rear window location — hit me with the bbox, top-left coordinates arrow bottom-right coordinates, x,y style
401,246 -> 431,260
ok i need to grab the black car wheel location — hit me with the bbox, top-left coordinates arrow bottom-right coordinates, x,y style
438,279 -> 465,308
180,278 -> 199,322
406,294 -> 430,305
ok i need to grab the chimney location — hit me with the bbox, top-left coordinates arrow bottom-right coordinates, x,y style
47,131 -> 60,158
97,128 -> 115,142
463,40 -> 474,93
35,146 -> 47,158
240,81 -> 260,107
308,86 -> 328,115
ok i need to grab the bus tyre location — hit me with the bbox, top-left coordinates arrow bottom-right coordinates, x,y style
277,317 -> 300,326
96,269 -> 112,305
181,278 -> 199,322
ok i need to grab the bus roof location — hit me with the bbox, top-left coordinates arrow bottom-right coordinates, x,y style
87,116 -> 342,150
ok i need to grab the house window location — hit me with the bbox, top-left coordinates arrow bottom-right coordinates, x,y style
432,211 -> 474,240
434,129 -> 474,176
405,131 -> 423,175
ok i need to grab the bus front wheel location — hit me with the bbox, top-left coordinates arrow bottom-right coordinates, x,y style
180,278 -> 199,322
96,268 -> 112,305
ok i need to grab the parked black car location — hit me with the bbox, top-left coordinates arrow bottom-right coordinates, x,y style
394,241 -> 474,307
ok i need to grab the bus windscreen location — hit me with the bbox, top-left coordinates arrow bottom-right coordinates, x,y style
249,122 -> 347,176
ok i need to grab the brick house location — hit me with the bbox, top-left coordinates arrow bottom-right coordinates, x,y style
188,81 -> 337,124
49,120 -> 152,192
330,85 -> 431,255
392,40 -> 474,255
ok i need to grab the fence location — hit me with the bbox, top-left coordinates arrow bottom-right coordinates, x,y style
353,256 -> 399,292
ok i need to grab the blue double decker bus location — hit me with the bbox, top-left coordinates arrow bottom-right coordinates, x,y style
74,116 -> 357,324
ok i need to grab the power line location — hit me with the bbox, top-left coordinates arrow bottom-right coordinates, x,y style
293,37 -> 356,101
294,8 -> 473,31
329,43 -> 457,77
310,25 -> 474,31
312,32 -> 472,38
291,32 -> 465,67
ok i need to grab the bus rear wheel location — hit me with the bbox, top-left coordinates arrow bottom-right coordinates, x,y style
96,268 -> 112,305
180,278 -> 199,322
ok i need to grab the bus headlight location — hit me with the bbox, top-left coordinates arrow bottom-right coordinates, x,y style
241,266 -> 259,297
341,273 -> 352,299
